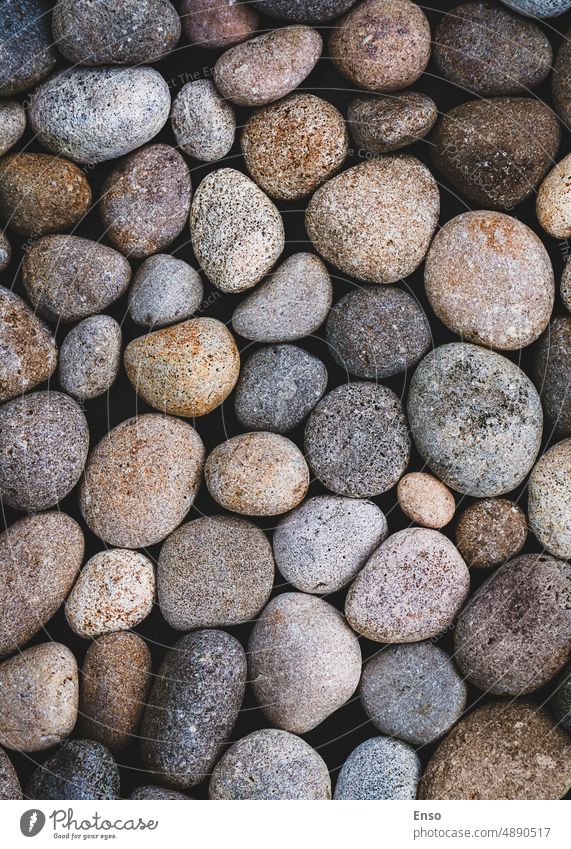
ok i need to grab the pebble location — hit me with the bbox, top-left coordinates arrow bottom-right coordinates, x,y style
210,730 -> 331,800
52,0 -> 181,65
326,285 -> 431,379
536,153 -> 571,239
532,316 -> 571,436
255,0 -> 356,19
305,157 -> 439,284
128,255 -> 204,328
329,0 -> 431,92
249,592 -> 361,733
59,315 -> 122,401
528,438 -> 571,558
0,0 -> 56,95
562,259 -> 571,311
408,344 -> 543,497
425,211 -> 554,350
180,0 -> 260,50
0,153 -> 92,237
65,549 -> 156,639
0,286 -> 58,402
361,642 -> 467,745
214,26 -> 322,107
347,92 -> 437,154
205,432 -> 309,516
0,391 -> 89,511
419,702 -> 571,800
234,344 -> 328,433
553,26 -> 571,125
124,318 -> 240,417
455,553 -> 571,695
501,0 -> 571,15
29,67 -> 171,165
432,97 -> 560,210
0,747 -> 21,799
304,382 -> 410,497
79,413 -> 204,549
158,515 -> 274,629
0,512 -> 84,659
232,253 -> 332,342
242,93 -> 348,200
552,664 -> 571,733
22,235 -> 131,323
171,80 -> 236,163
455,499 -> 528,569
0,643 -> 78,752
130,786 -> 191,800
345,528 -> 470,642
190,168 -> 284,293
28,740 -> 119,800
141,630 -> 246,789
0,99 -> 26,156
334,737 -> 421,800
79,633 -> 151,753
434,2 -> 552,95
273,495 -> 387,594
0,233 -> 9,271
397,473 -> 455,529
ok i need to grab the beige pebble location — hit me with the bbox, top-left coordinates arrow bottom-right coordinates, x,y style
537,153 -> 571,239
397,473 -> 455,529
528,438 -> 571,559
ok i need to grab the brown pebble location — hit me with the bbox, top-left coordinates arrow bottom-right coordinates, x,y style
536,153 -> 571,239
180,0 -> 260,50
0,746 -> 21,799
455,498 -> 527,569
553,24 -> 571,127
347,91 -> 437,154
397,473 -> 455,529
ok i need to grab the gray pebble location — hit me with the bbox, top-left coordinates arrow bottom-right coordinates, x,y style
128,254 -> 204,328
562,260 -> 571,312
129,786 -> 191,800
254,0 -> 356,20
0,746 -> 21,799
0,232 -> 9,271
501,0 -> 571,15
0,0 -> 56,95
171,80 -> 236,163
360,643 -> 467,745
0,99 -> 26,156
532,316 -> 571,437
27,740 -> 120,800
348,92 -> 437,154
528,439 -> 571,559
273,494 -> 387,594
552,663 -> 571,733
59,315 -> 121,401
305,382 -> 410,497
334,737 -> 421,800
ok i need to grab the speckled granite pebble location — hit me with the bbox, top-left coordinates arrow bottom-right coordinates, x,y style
532,316 -> 571,436
249,592 -> 361,733
455,499 -> 528,569
210,730 -> 331,800
501,0 -> 571,15
552,664 -> 571,733
536,153 -> 571,239
528,439 -> 571,558
234,344 -> 327,433
334,737 -> 420,800
0,0 -> 56,95
348,92 -> 437,153
0,747 -> 21,799
128,255 -> 204,328
305,382 -> 410,497
0,391 -> 89,511
172,80 -> 235,163
0,233 -> 9,271
0,286 -> 57,402
273,495 -> 387,594
180,0 -> 260,50
408,344 -> 543,497
0,100 -> 25,156
28,740 -> 119,800
553,26 -> 571,126
561,259 -> 571,311
255,0 -> 356,19
80,414 -> 204,549
397,473 -> 455,529
130,786 -> 191,800
141,630 -> 246,789
59,315 -> 121,401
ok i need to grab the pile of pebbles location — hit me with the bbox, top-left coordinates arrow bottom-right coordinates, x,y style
0,0 -> 570,803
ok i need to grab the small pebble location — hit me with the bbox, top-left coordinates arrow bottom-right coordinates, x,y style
273,494 -> 388,594
128,255 -> 204,328
306,157 -> 439,284
334,737 -> 421,800
232,253 -> 332,342
79,413 -> 204,549
249,592 -> 361,733
455,499 -> 528,569
348,92 -> 437,153
552,664 -> 571,733
561,259 -> 571,311
501,0 -> 571,15
304,382 -> 410,497
242,93 -> 348,200
130,786 -> 191,800
345,528 -> 470,642
158,515 -> 274,629
528,438 -> 571,558
214,26 -> 322,107
536,153 -> 571,239
28,740 -> 119,800
0,232 -> 9,271
553,25 -> 571,125
0,747 -> 21,799
0,643 -> 78,752
180,0 -> 260,50
0,153 -> 92,237
330,0 -> 431,92
397,473 -> 455,529
171,80 -> 236,163
22,235 -> 131,323
65,549 -> 156,639
0,99 -> 26,156
425,211 -> 554,350
205,431 -> 309,516
124,318 -> 239,417
360,643 -> 467,745
0,390 -> 89,511
234,344 -> 327,433
59,315 -> 122,401
408,344 -> 543,497
532,316 -> 571,436
210,730 -> 331,800
141,630 -> 246,789
0,0 -> 56,95
190,168 -> 284,293
254,0 -> 356,19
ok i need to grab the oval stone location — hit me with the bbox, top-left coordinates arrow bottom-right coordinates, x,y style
334,737 -> 420,800
0,99 -> 26,156
180,0 -> 260,50
347,92 -> 437,153
536,153 -> 571,239
0,286 -> 57,402
528,439 -> 571,559
455,498 -> 528,569
128,255 -> 204,328
397,473 -> 455,529
532,316 -> 571,437
171,80 -> 236,163
27,740 -> 119,800
59,315 -> 122,401
0,0 -> 56,95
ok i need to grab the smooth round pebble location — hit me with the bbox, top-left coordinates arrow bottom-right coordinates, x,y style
128,255 -> 204,328
553,25 -> 571,126
0,99 -> 26,156
129,786 -> 191,800
501,0 -> 571,15
210,730 -> 331,800
0,0 -> 56,95
205,432 -> 309,516
347,92 -> 437,153
304,382 -> 410,497
397,473 -> 455,529
360,643 -> 467,745
528,438 -> 571,558
408,344 -> 543,497
28,740 -> 119,800
0,286 -> 57,402
59,315 -> 121,401
171,80 -> 235,163
0,391 -> 89,512
249,592 -> 361,733
532,316 -> 571,436
273,495 -> 388,594
0,232 -> 9,271
180,0 -> 260,50
234,344 -> 327,433
334,737 -> 421,800
536,153 -> 571,239
552,664 -> 571,733
455,498 -> 528,569
0,747 -> 21,799
254,0 -> 356,19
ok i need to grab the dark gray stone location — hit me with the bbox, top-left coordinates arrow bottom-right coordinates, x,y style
0,1 -> 56,95
532,316 -> 571,437
27,740 -> 120,800
254,0 -> 356,20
